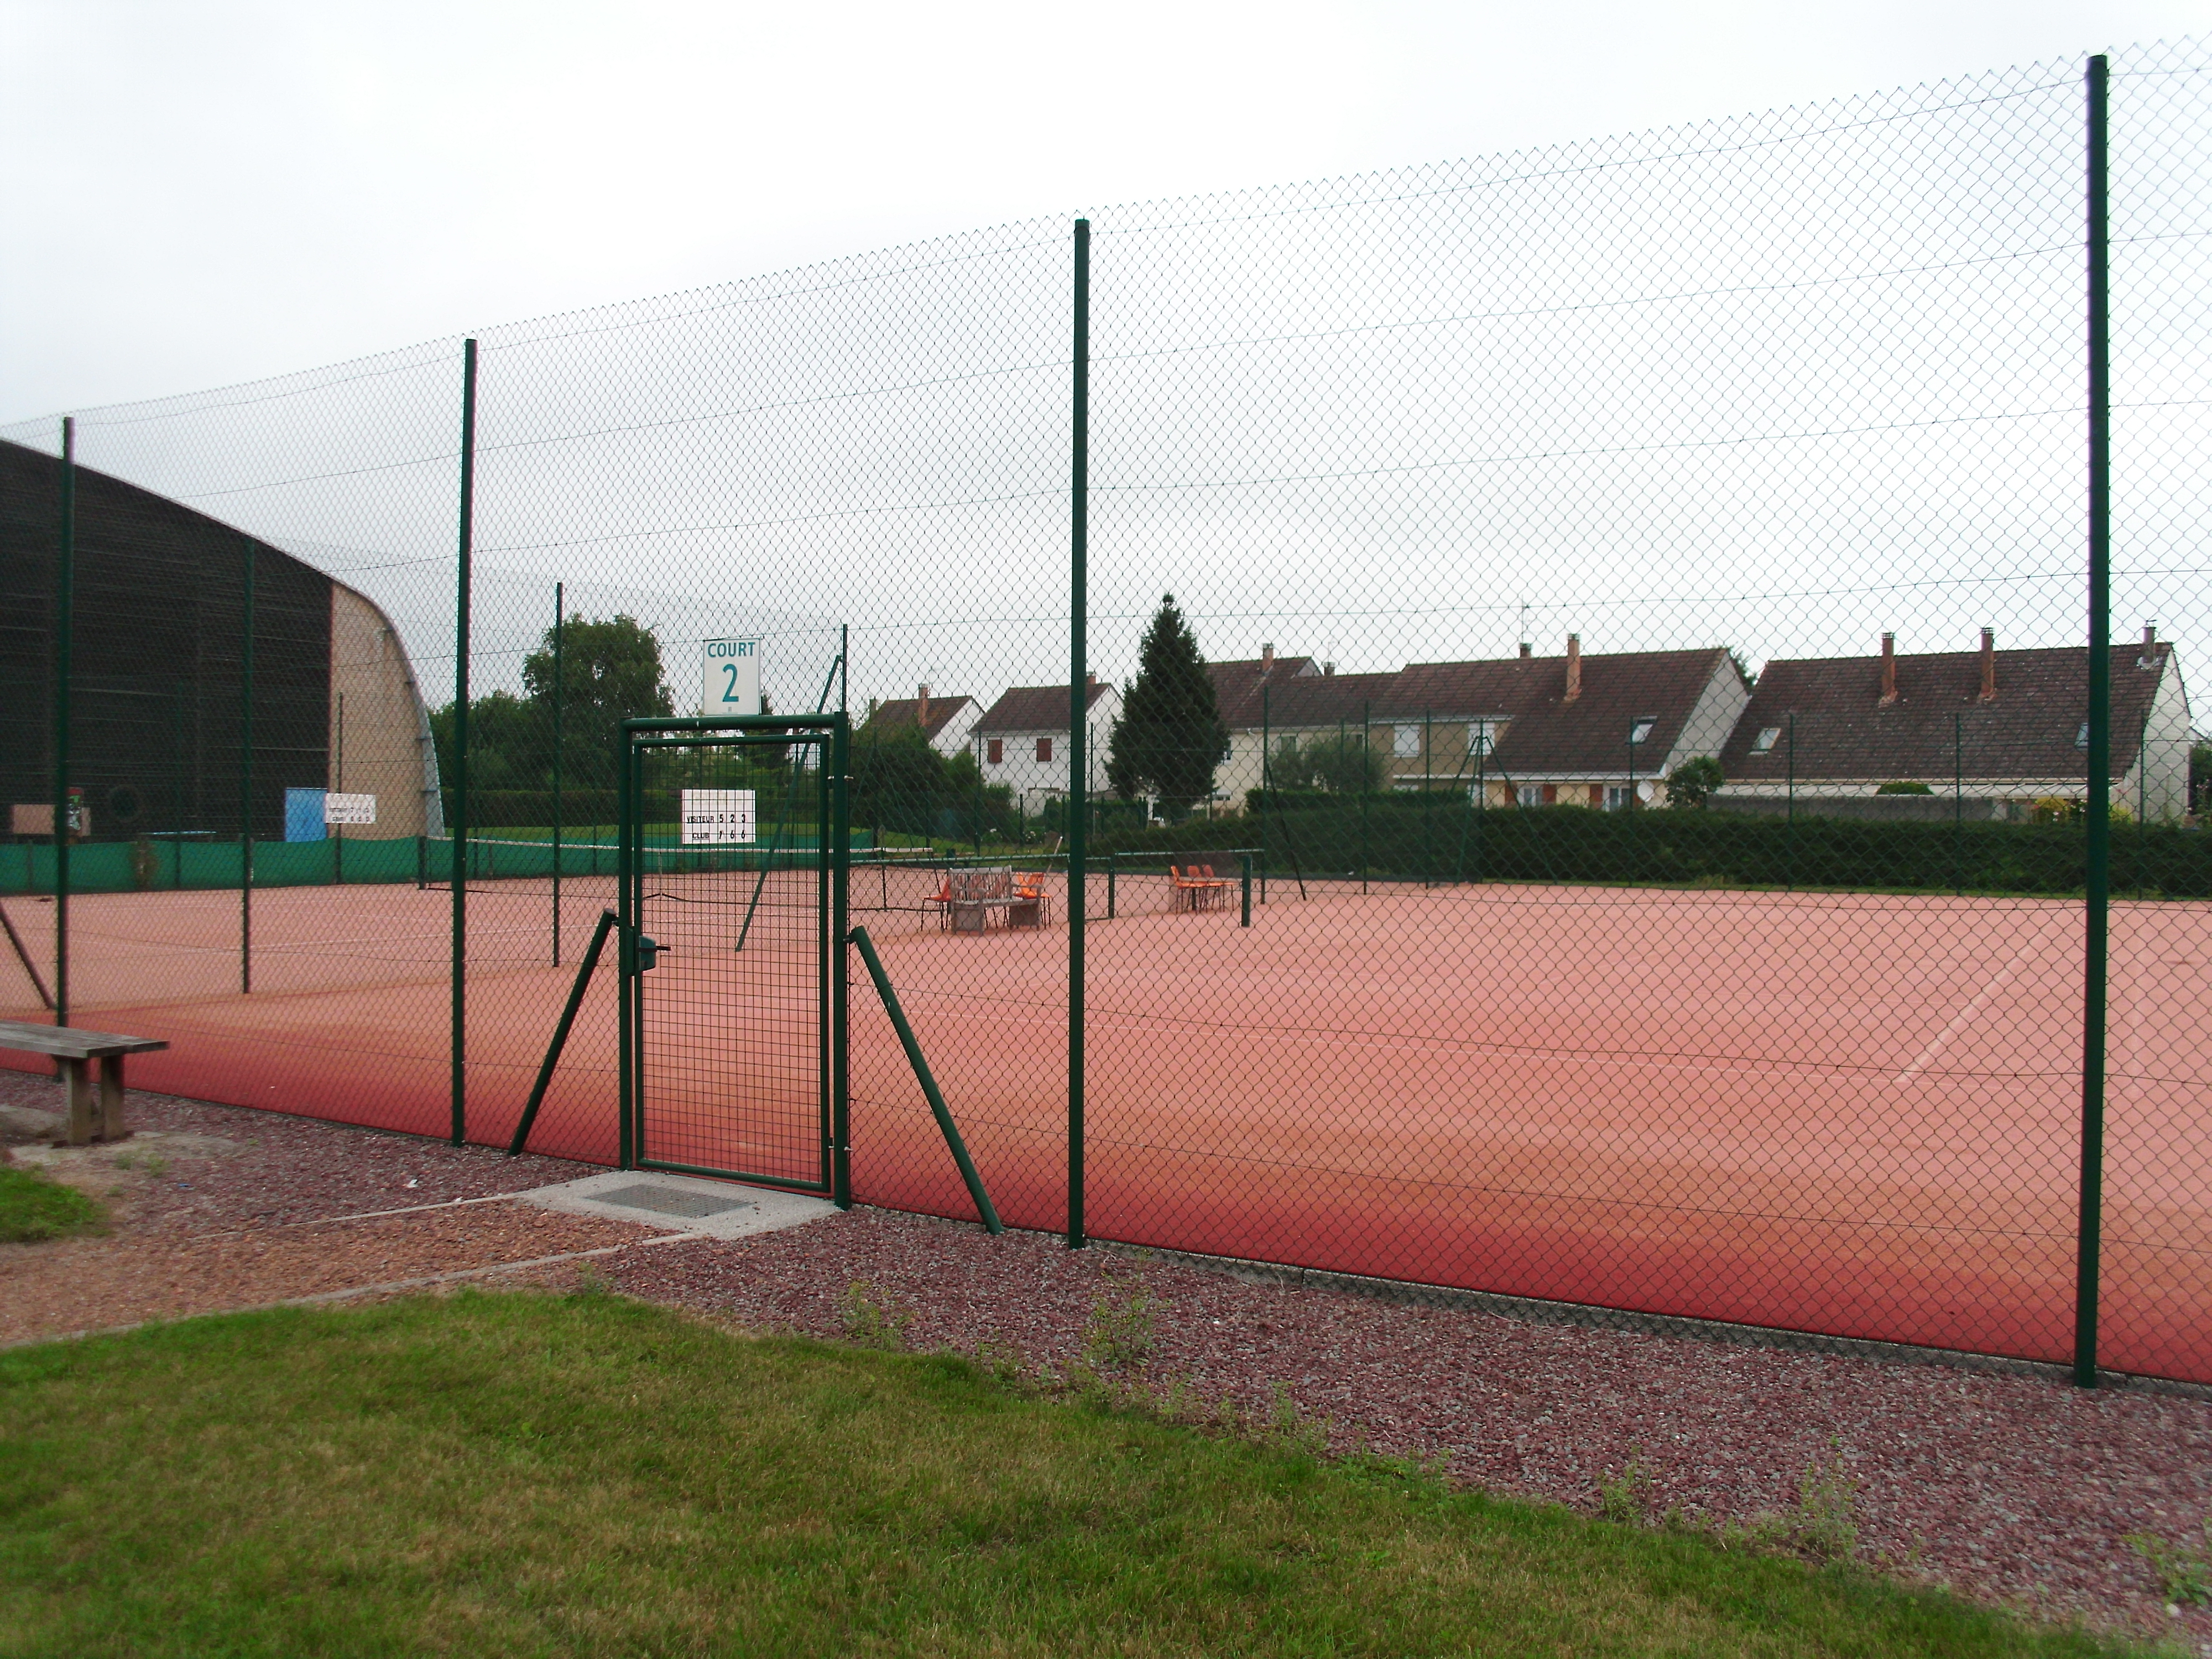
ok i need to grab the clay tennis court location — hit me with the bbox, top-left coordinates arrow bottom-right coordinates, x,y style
4,864 -> 2208,1383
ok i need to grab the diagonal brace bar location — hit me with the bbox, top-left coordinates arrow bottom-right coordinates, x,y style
846,925 -> 1002,1234
508,908 -> 617,1157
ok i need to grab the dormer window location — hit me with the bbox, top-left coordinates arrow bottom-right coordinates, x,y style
1629,719 -> 1655,745
2076,723 -> 2090,748
1751,727 -> 1781,754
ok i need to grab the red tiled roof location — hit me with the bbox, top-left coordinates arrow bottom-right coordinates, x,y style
1208,655 -> 1318,727
976,681 -> 1115,733
862,694 -> 973,744
1243,671 -> 1399,730
1718,644 -> 2174,784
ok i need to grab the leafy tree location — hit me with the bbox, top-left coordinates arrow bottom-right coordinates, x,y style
1664,756 -> 1725,809
1105,594 -> 1230,817
519,613 -> 674,789
1272,731 -> 1386,795
1875,779 -> 1934,796
851,725 -> 951,838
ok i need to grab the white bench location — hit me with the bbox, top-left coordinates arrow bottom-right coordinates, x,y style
0,1021 -> 168,1146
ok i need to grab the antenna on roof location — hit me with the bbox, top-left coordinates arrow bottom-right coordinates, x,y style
1517,599 -> 1530,654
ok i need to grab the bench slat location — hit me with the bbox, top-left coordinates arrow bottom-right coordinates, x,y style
0,1021 -> 169,1059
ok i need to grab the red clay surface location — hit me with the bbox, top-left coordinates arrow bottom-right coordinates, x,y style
3,867 -> 2207,1383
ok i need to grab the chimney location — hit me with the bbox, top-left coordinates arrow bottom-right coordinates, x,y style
1519,641 -> 1532,660
2142,623 -> 2159,667
1564,634 -> 1582,702
1323,661 -> 1335,677
1260,643 -> 1275,670
917,683 -> 931,725
1879,633 -> 1898,706
1977,630 -> 1996,703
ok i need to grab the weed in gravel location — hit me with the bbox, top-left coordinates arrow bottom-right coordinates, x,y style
0,1166 -> 106,1243
1263,1380 -> 1331,1458
841,1280 -> 911,1350
1791,1439 -> 1861,1563
1718,1441 -> 1860,1564
571,1264 -> 612,1300
2126,1515 -> 2212,1606
1598,1452 -> 1652,1527
1080,1265 -> 1156,1375
969,1340 -> 1037,1392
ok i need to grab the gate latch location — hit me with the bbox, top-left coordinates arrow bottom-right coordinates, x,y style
633,935 -> 664,972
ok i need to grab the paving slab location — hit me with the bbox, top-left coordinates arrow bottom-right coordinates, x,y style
513,1168 -> 840,1240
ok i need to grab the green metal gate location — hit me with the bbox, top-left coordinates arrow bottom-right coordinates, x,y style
618,714 -> 848,1202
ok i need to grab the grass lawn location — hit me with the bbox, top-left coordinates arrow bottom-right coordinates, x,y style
0,1166 -> 105,1243
0,1291 -> 2147,1657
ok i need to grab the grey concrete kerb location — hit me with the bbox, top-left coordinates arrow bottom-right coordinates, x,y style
514,1168 -> 841,1241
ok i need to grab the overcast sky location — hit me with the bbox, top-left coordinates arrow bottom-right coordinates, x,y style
3,0 -> 2202,421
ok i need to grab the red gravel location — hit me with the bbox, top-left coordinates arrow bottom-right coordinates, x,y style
0,1068 -> 598,1234
608,1204 -> 2212,1647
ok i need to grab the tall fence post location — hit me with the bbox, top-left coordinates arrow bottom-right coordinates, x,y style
552,580 -> 564,967
1259,682 -> 1270,904
239,538 -> 255,994
2074,53 -> 2112,1390
1067,216 -> 1090,1251
52,416 -> 73,1032
451,338 -> 478,1148
333,691 -> 346,885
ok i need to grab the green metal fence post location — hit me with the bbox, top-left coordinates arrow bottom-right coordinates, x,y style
1786,712 -> 1796,893
239,537 -> 255,994
52,416 -> 72,1032
2075,53 -> 2111,1390
1259,682 -> 1270,904
1068,216 -> 1089,1251
617,733 -> 635,1170
1954,711 -> 1964,897
1360,701 -> 1370,893
833,712 -> 852,1209
552,581 -> 564,966
451,337 -> 477,1149
1240,853 -> 1251,927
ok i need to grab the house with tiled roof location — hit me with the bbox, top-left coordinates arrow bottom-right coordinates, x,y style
973,678 -> 1122,815
1471,639 -> 1750,808
1715,629 -> 2192,821
1204,645 -> 1322,807
860,684 -> 980,758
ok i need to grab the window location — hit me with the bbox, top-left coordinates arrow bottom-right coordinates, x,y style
1517,784 -> 1543,807
1629,719 -> 1655,745
1605,785 -> 1631,811
2076,722 -> 2090,748
1752,726 -> 1781,754
1394,724 -> 1421,758
1035,737 -> 1053,763
987,739 -> 1003,765
1467,719 -> 1499,756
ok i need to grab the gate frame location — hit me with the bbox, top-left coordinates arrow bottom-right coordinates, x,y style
616,712 -> 850,1207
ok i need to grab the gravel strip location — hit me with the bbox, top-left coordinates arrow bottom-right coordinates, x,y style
0,1068 -> 597,1233
0,1204 -> 656,1345
608,1204 -> 2212,1647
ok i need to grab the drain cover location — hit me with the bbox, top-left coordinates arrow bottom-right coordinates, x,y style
593,1182 -> 753,1219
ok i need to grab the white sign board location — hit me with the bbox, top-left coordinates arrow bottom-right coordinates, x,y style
681,789 -> 756,845
702,638 -> 762,717
324,792 -> 378,826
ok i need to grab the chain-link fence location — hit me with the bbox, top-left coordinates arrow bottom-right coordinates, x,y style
3,44 -> 2207,1385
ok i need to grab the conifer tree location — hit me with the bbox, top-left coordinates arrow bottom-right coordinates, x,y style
1105,594 -> 1230,817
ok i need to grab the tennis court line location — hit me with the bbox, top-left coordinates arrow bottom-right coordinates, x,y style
1897,933 -> 2047,1081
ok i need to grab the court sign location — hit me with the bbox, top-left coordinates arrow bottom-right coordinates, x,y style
702,639 -> 762,717
324,792 -> 377,826
680,788 -> 756,844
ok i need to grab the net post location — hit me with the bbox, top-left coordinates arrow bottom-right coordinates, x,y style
2074,53 -> 2111,1390
1259,682 -> 1270,903
1240,854 -> 1251,927
1067,216 -> 1089,1251
52,416 -> 72,1033
239,537 -> 255,995
451,337 -> 477,1149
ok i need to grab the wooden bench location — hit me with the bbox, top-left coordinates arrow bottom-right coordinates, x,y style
0,1021 -> 168,1146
